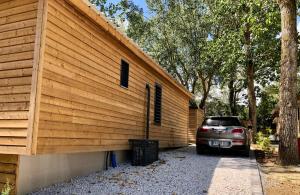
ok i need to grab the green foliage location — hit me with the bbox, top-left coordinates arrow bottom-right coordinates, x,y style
205,99 -> 231,116
256,128 -> 272,152
138,0 -> 280,109
205,98 -> 248,119
1,180 -> 11,195
189,99 -> 199,109
257,84 -> 279,130
88,0 -> 143,30
207,0 -> 281,85
88,0 -> 108,13
88,0 -> 282,115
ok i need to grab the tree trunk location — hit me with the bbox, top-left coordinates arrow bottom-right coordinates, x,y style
247,61 -> 257,133
244,24 -> 257,136
228,79 -> 237,115
199,91 -> 208,109
199,76 -> 212,109
278,0 -> 299,165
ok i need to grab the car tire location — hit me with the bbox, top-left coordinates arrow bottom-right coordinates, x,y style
242,146 -> 250,157
196,145 -> 206,154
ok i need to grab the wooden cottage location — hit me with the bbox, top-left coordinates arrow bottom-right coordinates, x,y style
0,0 -> 192,194
188,107 -> 204,143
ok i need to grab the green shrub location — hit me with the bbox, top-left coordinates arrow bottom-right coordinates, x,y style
1,180 -> 11,195
256,129 -> 271,153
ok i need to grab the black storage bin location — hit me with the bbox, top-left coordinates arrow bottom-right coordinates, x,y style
129,139 -> 159,166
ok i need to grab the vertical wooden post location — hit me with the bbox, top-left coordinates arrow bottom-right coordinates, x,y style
27,0 -> 48,155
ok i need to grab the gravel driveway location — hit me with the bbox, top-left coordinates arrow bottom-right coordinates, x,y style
31,146 -> 262,195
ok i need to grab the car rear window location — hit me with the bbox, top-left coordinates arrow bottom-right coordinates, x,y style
203,117 -> 241,126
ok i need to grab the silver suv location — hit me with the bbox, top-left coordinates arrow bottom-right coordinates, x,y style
196,116 -> 250,156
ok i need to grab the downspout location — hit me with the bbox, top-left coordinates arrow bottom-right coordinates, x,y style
145,84 -> 150,140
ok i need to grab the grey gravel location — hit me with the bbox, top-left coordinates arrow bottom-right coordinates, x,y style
31,146 -> 258,195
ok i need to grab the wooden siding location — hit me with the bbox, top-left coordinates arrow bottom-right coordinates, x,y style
188,108 -> 204,143
36,0 -> 190,154
0,0 -> 39,154
0,154 -> 19,195
298,98 -> 300,135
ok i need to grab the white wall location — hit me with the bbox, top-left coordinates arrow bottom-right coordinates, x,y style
17,151 -> 128,195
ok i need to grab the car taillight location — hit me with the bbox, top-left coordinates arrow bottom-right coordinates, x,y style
232,128 -> 244,134
198,127 -> 209,132
232,140 -> 244,143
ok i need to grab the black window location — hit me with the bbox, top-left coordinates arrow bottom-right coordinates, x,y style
120,60 -> 129,88
154,84 -> 162,125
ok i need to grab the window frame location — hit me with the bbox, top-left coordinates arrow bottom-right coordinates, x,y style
120,59 -> 129,88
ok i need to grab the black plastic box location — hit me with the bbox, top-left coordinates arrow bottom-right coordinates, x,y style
129,139 -> 159,166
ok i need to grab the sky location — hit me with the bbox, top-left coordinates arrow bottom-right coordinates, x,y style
107,0 -> 150,17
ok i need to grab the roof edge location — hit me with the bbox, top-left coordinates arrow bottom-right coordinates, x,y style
65,0 -> 193,99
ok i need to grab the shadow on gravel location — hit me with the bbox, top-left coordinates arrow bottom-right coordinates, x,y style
157,145 -> 221,195
204,150 -> 249,158
185,146 -> 254,194
30,146 -> 255,195
32,146 -> 254,195
195,147 -> 256,195
31,146 -> 221,195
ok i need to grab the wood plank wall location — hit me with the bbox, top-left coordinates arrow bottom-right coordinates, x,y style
188,108 -> 204,143
0,0 -> 38,154
36,0 -> 190,154
0,154 -> 19,195
298,98 -> 300,135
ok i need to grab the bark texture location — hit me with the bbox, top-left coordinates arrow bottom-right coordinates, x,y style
228,79 -> 237,116
244,24 -> 257,135
278,0 -> 299,165
199,74 -> 212,109
228,77 -> 243,116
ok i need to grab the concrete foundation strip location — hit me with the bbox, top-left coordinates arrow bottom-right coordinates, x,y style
250,150 -> 264,195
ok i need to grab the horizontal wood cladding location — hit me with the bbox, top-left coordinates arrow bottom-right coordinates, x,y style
0,154 -> 19,195
298,100 -> 300,135
0,0 -> 39,154
188,109 -> 204,143
36,0 -> 190,154
66,0 -> 191,98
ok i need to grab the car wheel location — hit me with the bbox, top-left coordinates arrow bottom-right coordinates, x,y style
242,146 -> 250,157
196,145 -> 206,154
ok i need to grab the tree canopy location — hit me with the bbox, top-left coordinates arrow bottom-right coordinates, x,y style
88,0 -> 287,124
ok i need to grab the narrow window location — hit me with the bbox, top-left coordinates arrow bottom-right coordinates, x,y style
120,60 -> 129,88
154,84 -> 162,125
